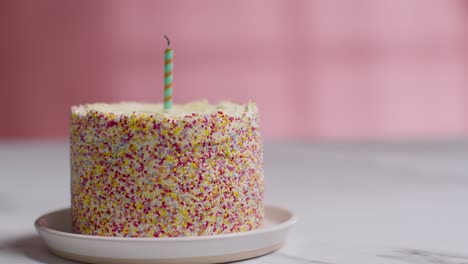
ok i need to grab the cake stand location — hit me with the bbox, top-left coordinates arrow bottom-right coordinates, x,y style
35,205 -> 296,264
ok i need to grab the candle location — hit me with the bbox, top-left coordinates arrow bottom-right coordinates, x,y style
163,35 -> 173,111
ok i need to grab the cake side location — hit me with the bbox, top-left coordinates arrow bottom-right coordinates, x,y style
70,101 -> 264,237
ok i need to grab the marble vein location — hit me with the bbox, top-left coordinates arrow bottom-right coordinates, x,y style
378,249 -> 468,264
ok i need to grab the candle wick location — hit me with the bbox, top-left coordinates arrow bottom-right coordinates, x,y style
164,35 -> 170,48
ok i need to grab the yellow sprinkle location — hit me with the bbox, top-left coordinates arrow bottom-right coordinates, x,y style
135,202 -> 144,211
166,155 -> 175,163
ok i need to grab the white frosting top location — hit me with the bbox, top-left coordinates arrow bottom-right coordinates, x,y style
71,100 -> 258,118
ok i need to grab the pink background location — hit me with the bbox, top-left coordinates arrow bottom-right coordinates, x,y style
2,0 -> 468,140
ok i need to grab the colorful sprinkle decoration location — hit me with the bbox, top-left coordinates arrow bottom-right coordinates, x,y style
70,102 -> 264,237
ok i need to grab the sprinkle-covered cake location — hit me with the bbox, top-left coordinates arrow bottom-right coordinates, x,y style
70,101 -> 264,237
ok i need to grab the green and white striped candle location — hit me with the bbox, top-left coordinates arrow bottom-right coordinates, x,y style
164,36 -> 173,111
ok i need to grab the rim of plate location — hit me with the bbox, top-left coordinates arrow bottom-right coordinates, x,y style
35,205 -> 297,242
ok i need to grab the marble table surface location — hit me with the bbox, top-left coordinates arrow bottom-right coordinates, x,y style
1,140 -> 468,264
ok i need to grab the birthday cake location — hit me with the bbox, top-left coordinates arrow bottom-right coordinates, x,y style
70,100 -> 264,237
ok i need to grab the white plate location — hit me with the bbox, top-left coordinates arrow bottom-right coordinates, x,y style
35,205 -> 297,264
